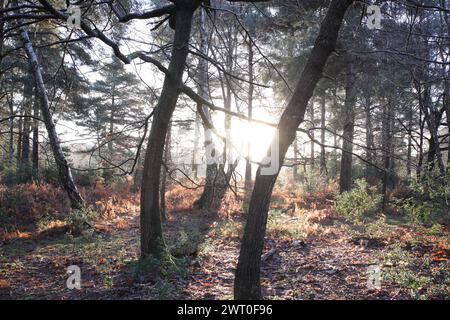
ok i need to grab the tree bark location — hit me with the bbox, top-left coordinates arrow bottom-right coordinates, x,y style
160,121 -> 172,222
320,93 -> 327,175
381,102 -> 393,210
415,71 -> 446,175
192,112 -> 201,179
7,94 -> 15,166
32,84 -> 40,179
108,83 -> 115,153
244,35 -> 254,197
339,60 -> 357,193
193,7 -> 219,210
16,108 -> 23,168
20,26 -> 84,209
234,0 -> 353,300
417,107 -> 425,178
423,86 -> 446,174
140,5 -> 197,258
365,93 -> 375,180
293,136 -> 300,181
309,101 -> 315,170
21,77 -> 33,169
406,104 -> 413,177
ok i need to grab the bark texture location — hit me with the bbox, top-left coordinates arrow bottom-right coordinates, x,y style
339,60 -> 357,193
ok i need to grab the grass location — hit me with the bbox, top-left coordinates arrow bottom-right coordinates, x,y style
376,242 -> 450,299
209,208 -> 321,242
197,238 -> 215,258
211,220 -> 243,239
267,209 -> 312,241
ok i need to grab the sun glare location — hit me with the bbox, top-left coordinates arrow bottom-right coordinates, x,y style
230,120 -> 276,163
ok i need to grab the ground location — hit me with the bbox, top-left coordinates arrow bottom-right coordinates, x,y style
1,192 -> 448,300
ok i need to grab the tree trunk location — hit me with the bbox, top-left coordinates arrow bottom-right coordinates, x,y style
245,35 -> 254,197
331,86 -> 339,175
320,94 -> 327,175
309,101 -> 315,170
7,94 -> 15,166
192,112 -> 200,179
339,60 -> 357,193
194,7 -> 218,210
16,108 -> 23,168
108,83 -> 115,153
140,6 -> 196,258
293,136 -> 300,181
21,78 -> 33,170
364,93 -> 375,180
381,102 -> 393,210
32,85 -> 40,179
417,107 -> 425,178
234,0 -> 353,300
20,26 -> 84,209
214,22 -> 236,210
423,86 -> 446,175
406,104 -> 413,177
160,122 -> 172,222
195,8 -> 236,210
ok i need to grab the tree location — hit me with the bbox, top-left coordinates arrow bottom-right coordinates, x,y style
140,1 -> 201,258
339,58 -> 357,193
234,0 -> 354,299
20,26 -> 84,209
74,56 -> 146,177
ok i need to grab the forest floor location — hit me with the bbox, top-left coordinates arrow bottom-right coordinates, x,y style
0,184 -> 449,300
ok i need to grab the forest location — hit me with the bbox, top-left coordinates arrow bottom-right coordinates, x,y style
0,0 -> 449,301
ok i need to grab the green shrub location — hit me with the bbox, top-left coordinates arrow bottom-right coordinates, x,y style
301,171 -> 327,195
396,174 -> 449,225
66,207 -> 94,236
40,165 -> 60,185
170,229 -> 201,257
73,169 -> 103,187
335,179 -> 382,224
1,166 -> 32,185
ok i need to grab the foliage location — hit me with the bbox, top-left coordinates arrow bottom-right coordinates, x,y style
267,209 -> 315,241
1,166 -> 32,185
380,243 -> 450,299
73,169 -> 104,187
40,165 -> 61,186
394,174 -> 450,226
165,184 -> 202,213
301,171 -> 328,195
0,183 -> 69,227
211,220 -> 243,239
170,228 -> 202,257
65,207 -> 95,236
130,249 -> 185,280
335,179 -> 382,224
0,181 -> 138,242
364,215 -> 396,239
